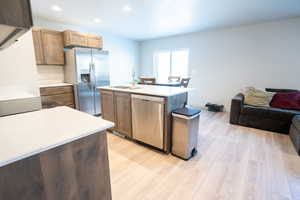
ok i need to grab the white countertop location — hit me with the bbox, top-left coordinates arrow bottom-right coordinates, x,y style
0,92 -> 36,101
39,83 -> 73,88
98,84 -> 193,97
0,86 -> 38,101
0,106 -> 114,167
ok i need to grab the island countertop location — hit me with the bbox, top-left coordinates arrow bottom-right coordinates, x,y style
39,82 -> 74,88
98,84 -> 193,97
0,106 -> 114,167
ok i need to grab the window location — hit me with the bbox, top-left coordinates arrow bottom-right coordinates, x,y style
154,49 -> 189,83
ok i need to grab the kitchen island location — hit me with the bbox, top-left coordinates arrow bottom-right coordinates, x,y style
99,84 -> 193,153
0,106 -> 114,200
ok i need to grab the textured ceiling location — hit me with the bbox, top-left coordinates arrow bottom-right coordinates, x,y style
31,0 -> 300,40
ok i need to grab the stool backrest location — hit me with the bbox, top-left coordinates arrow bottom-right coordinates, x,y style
180,78 -> 191,88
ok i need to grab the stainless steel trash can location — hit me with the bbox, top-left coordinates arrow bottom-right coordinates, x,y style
172,107 -> 201,160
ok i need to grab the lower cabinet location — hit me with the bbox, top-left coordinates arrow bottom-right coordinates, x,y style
40,85 -> 75,108
100,90 -> 132,138
100,90 -> 116,123
0,132 -> 112,200
114,92 -> 132,138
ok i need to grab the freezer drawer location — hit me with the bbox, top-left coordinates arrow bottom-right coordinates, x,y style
131,95 -> 165,149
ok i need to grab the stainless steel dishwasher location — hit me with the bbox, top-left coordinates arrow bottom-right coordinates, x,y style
131,94 -> 165,149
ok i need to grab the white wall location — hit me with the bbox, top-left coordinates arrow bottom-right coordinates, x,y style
139,17 -> 300,110
33,17 -> 139,86
0,30 -> 40,98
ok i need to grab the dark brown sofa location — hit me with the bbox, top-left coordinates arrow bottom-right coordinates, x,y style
230,88 -> 300,134
290,116 -> 300,155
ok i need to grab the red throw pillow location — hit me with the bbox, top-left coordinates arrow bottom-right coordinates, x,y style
270,92 -> 300,111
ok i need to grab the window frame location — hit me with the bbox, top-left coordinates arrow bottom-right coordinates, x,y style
153,48 -> 189,82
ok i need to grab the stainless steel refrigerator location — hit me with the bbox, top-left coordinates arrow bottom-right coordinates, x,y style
65,48 -> 110,115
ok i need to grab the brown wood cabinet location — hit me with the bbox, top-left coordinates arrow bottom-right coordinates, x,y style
0,132 -> 112,200
114,92 -> 132,137
64,30 -> 103,49
100,90 -> 116,123
40,85 -> 75,108
87,34 -> 103,49
41,30 -> 65,65
100,90 -> 132,137
32,28 -> 44,65
64,30 -> 87,47
32,27 -> 65,65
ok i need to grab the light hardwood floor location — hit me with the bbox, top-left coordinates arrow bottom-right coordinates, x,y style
107,111 -> 300,200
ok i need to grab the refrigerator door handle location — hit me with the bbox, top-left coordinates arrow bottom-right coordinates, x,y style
88,63 -> 92,79
92,62 -> 96,85
88,63 -> 93,89
91,62 -> 97,115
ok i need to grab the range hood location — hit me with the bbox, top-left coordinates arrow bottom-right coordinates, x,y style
0,0 -> 33,50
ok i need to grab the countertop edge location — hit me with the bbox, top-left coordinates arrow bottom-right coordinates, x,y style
98,87 -> 192,97
0,123 -> 114,168
39,83 -> 74,88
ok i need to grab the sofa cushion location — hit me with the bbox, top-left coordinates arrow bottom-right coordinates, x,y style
239,114 -> 291,134
241,105 -> 300,121
292,115 -> 300,131
242,87 -> 274,107
270,92 -> 300,111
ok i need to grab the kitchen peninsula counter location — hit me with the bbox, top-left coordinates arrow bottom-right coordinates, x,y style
98,84 -> 193,97
0,106 -> 114,200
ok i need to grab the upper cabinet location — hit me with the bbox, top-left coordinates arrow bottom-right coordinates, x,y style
41,30 -> 65,65
32,28 -> 44,65
32,28 -> 102,65
63,30 -> 103,49
63,30 -> 87,47
32,27 -> 65,65
86,34 -> 103,49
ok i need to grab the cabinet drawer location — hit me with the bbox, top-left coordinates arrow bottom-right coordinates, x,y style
40,86 -> 73,96
114,91 -> 130,98
100,90 -> 113,95
41,93 -> 74,107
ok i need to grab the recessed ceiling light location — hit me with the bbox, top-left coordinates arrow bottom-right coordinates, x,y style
123,5 -> 132,12
51,5 -> 62,12
94,18 -> 102,23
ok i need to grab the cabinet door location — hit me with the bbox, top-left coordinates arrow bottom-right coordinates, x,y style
64,30 -> 87,47
41,93 -> 75,108
32,28 -> 44,64
41,30 -> 65,65
100,90 -> 116,124
115,92 -> 132,137
40,86 -> 75,109
87,35 -> 102,49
